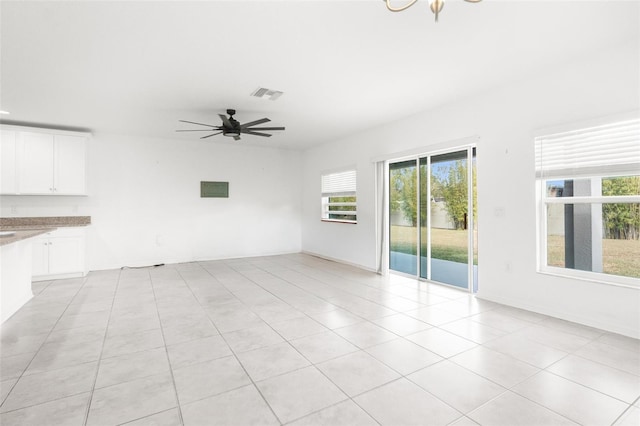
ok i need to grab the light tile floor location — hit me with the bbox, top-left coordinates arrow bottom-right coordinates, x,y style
1,253 -> 639,425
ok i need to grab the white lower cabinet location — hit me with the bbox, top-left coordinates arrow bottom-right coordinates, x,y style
32,227 -> 87,281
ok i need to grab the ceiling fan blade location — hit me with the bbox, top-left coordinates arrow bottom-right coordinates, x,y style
200,132 -> 223,139
233,135 -> 241,141
244,126 -> 285,131
179,120 -> 219,128
176,129 -> 222,132
240,118 -> 270,128
218,114 -> 232,128
244,130 -> 272,137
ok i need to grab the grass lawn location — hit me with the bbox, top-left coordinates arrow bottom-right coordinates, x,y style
547,235 -> 640,278
391,225 -> 639,278
390,226 -> 477,264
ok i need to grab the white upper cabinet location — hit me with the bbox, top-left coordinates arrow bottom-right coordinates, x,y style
0,130 -> 17,193
54,135 -> 86,194
19,132 -> 56,194
0,125 -> 88,195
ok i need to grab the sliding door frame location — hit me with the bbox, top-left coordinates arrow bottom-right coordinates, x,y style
386,143 -> 477,293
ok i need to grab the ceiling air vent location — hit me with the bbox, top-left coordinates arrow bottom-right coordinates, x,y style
251,87 -> 283,101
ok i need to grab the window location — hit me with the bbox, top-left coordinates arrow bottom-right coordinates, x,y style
321,169 -> 357,223
536,117 -> 640,286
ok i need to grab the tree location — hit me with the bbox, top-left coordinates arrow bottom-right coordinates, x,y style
327,195 -> 357,221
390,160 -> 477,229
390,167 -> 417,226
435,160 -> 477,230
602,176 -> 640,240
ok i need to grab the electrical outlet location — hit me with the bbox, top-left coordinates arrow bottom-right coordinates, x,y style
10,205 -> 17,214
494,207 -> 505,217
72,205 -> 78,213
155,234 -> 164,247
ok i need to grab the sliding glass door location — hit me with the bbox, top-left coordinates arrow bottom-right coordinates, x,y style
389,147 -> 477,291
389,160 -> 418,275
429,150 -> 472,288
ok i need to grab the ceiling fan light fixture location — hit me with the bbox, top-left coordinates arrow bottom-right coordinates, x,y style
429,0 -> 444,21
384,0 -> 480,22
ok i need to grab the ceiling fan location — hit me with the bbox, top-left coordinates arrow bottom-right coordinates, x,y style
177,109 -> 285,140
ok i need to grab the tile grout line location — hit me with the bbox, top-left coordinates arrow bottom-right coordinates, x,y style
483,323 -> 640,405
233,257 -> 595,424
143,257 -> 640,425
3,255 -> 637,425
438,319 -> 635,420
115,407 -> 178,426
609,397 -> 640,426
460,318 -> 638,423
214,260 -> 384,425
81,268 -> 123,426
148,267 -> 186,426
567,345 -> 640,377
235,257 -> 498,339
219,259 -> 446,425
242,259 -> 513,353
0,275 -> 91,414
175,264 -> 285,425
539,368 -> 639,407
213,255 -> 639,424
278,257 -> 470,308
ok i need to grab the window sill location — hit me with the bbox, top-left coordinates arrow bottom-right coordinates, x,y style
321,219 -> 357,225
537,267 -> 640,290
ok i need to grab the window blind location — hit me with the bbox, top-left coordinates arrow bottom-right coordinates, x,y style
321,170 -> 356,197
535,118 -> 640,179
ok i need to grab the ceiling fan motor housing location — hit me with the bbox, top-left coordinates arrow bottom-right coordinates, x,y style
177,108 -> 284,140
223,113 -> 241,137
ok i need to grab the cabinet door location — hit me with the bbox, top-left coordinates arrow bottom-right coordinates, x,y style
19,132 -> 55,194
32,237 -> 50,276
48,237 -> 83,275
54,135 -> 86,194
0,130 -> 17,194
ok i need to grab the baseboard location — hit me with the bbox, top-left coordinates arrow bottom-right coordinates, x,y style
192,250 -> 302,264
301,250 -> 377,273
476,291 -> 640,339
87,250 -> 303,273
32,271 -> 86,282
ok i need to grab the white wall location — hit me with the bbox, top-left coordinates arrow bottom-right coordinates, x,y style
1,134 -> 302,270
300,41 -> 640,338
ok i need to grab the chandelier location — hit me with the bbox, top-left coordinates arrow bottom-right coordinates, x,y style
384,0 -> 482,22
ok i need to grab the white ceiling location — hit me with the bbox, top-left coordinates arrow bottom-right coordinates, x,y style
1,0 -> 638,149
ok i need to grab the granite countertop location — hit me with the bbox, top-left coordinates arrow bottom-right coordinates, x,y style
0,216 -> 91,230
0,217 -> 91,246
0,228 -> 54,247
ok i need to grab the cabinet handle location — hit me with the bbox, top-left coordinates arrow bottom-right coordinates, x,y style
49,188 -> 53,192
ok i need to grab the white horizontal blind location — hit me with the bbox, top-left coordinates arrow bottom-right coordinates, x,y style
535,118 -> 640,179
321,170 -> 356,196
